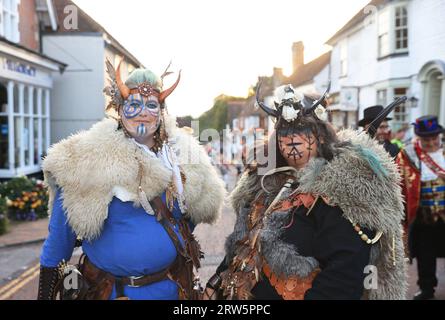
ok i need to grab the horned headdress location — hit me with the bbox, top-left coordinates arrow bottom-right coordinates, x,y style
103,58 -> 181,111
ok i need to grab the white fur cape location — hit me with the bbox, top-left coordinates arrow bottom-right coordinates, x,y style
42,115 -> 226,241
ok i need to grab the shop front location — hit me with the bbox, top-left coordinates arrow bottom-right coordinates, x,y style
0,39 -> 65,179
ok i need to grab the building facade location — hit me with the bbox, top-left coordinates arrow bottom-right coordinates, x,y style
0,0 -> 65,179
41,0 -> 142,144
326,0 -> 445,131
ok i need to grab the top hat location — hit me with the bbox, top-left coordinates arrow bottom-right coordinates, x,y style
358,105 -> 392,127
413,115 -> 445,137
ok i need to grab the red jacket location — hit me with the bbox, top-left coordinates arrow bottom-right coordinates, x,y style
395,145 -> 421,227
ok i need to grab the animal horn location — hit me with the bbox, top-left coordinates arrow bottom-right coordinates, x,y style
310,80 -> 331,111
116,57 -> 130,100
255,83 -> 278,117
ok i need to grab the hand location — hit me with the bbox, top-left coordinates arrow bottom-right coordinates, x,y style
202,287 -> 217,300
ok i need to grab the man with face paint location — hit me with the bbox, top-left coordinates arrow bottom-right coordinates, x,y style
37,59 -> 226,300
396,115 -> 445,300
205,84 -> 407,300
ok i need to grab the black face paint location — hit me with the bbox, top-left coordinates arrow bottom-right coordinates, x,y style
303,131 -> 316,161
279,135 -> 304,162
286,138 -> 304,161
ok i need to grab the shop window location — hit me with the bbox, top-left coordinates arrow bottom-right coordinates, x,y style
0,83 -> 8,169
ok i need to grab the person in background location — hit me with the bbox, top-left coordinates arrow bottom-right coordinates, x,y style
392,126 -> 410,149
396,115 -> 445,300
358,105 -> 400,158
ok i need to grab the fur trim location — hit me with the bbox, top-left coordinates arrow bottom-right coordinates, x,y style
227,129 -> 407,300
43,115 -> 226,241
260,210 -> 320,278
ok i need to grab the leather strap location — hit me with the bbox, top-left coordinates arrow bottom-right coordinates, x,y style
149,196 -> 202,299
415,140 -> 445,176
83,255 -> 175,288
79,196 -> 199,299
149,197 -> 187,258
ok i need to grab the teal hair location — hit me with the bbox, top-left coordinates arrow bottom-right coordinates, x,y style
125,69 -> 162,90
353,145 -> 388,180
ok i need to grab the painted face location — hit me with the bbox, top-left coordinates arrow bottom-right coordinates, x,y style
278,130 -> 318,169
120,93 -> 160,141
419,134 -> 442,153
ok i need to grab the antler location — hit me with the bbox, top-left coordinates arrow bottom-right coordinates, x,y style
159,71 -> 181,103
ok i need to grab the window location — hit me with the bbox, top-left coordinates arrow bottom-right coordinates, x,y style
42,90 -> 50,158
24,116 -> 30,166
33,117 -> 38,165
340,41 -> 348,76
0,83 -> 8,169
395,6 -> 408,51
14,114 -> 20,168
1,82 -> 50,175
0,0 -> 20,43
377,89 -> 387,106
378,4 -> 409,58
392,88 -> 409,130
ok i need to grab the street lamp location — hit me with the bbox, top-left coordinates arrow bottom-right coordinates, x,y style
408,96 -> 419,109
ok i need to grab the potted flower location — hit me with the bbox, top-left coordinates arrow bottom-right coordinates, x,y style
0,194 -> 9,235
2,177 -> 48,221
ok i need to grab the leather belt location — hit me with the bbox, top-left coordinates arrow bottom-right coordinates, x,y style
83,255 -> 176,288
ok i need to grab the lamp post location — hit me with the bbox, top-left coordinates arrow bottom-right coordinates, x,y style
408,96 -> 419,109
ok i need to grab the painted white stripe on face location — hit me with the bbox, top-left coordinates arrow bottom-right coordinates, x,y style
137,123 -> 147,137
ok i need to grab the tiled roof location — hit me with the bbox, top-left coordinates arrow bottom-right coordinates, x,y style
286,51 -> 331,88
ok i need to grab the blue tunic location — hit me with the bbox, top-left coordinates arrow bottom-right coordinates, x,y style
40,188 -> 193,300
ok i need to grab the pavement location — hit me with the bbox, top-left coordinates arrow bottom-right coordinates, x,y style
0,218 -> 48,249
1,167 -> 445,299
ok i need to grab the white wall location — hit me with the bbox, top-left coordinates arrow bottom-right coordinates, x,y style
314,65 -> 330,93
329,0 -> 445,128
42,34 -> 105,144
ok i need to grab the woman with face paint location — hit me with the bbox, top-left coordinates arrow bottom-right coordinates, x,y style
205,84 -> 407,300
37,59 -> 226,300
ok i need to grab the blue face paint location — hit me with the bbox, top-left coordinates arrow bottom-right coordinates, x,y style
123,95 -> 160,119
137,123 -> 147,137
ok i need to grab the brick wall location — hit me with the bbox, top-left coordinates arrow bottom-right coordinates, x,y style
18,0 -> 39,51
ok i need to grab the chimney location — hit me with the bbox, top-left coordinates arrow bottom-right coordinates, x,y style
292,41 -> 304,73
273,67 -> 283,87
